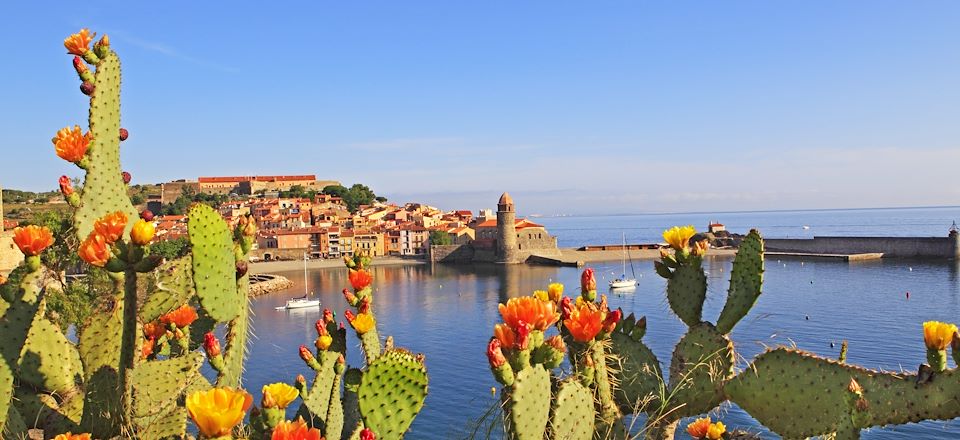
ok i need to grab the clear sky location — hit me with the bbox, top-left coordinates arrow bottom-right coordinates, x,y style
2,2 -> 959,215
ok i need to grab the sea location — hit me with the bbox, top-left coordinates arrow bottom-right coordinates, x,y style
240,206 -> 960,439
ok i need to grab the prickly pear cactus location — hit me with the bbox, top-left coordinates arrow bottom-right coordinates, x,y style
290,256 -> 429,439
549,379 -> 593,440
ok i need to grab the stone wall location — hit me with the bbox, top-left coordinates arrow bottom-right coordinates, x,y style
0,232 -> 24,276
765,236 -> 960,259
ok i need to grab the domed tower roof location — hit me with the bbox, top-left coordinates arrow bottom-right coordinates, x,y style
498,192 -> 514,206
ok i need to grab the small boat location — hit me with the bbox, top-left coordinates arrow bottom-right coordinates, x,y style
276,295 -> 320,310
275,253 -> 320,310
802,225 -> 810,230
609,232 -> 638,289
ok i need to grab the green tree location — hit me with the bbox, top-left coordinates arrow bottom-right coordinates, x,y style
429,230 -> 452,246
150,237 -> 191,260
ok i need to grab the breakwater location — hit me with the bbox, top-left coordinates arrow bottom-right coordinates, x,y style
249,273 -> 294,297
765,235 -> 960,259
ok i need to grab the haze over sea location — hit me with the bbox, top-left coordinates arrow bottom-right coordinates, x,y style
243,206 -> 960,439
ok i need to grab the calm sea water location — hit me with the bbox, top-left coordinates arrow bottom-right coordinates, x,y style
241,207 -> 960,439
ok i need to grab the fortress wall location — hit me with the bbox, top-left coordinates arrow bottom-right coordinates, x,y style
429,244 -> 475,263
766,236 -> 959,259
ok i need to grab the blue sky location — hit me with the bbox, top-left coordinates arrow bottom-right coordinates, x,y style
2,2 -> 959,215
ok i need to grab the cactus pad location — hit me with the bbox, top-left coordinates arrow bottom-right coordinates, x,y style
188,204 -> 241,322
131,353 -> 205,419
216,273 -> 251,388
609,327 -> 663,414
141,256 -> 195,322
74,49 -> 138,241
549,378 -> 594,440
301,351 -> 342,419
504,365 -> 550,440
0,357 -> 12,434
667,322 -> 733,418
716,230 -> 764,334
18,310 -> 83,395
728,347 -> 960,439
665,259 -> 706,327
358,349 -> 428,438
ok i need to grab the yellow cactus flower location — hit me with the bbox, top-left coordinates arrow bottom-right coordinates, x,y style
262,382 -> 300,409
130,219 -> 156,245
923,321 -> 958,350
706,421 -> 726,440
316,334 -> 333,350
53,433 -> 92,440
662,225 -> 697,251
547,283 -> 564,302
185,387 -> 252,438
532,290 -> 549,302
351,312 -> 376,334
64,29 -> 95,55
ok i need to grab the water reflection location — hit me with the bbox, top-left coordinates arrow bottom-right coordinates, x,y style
245,258 -> 960,439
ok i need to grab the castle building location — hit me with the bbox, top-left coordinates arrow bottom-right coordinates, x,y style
494,192 -> 560,264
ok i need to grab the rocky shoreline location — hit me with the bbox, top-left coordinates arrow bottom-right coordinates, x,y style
249,273 -> 294,297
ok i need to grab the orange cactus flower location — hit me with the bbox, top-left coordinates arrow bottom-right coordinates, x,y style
186,387 -> 253,439
53,433 -> 92,440
12,225 -> 54,256
143,321 -> 167,340
686,417 -> 711,439
160,304 -> 199,328
262,382 -> 299,409
93,211 -> 128,243
923,321 -> 958,350
563,303 -> 605,342
349,268 -> 373,291
499,296 -> 560,332
272,417 -> 323,440
493,323 -> 516,349
130,219 -> 156,245
141,337 -> 156,360
52,125 -> 91,164
64,29 -> 95,55
706,421 -> 726,440
78,233 -> 111,267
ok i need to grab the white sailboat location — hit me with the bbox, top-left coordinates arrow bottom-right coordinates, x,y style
609,233 -> 638,289
276,253 -> 321,310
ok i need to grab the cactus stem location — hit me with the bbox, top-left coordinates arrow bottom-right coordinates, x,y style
118,269 -> 139,424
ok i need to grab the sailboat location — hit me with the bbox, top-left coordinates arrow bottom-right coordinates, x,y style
276,253 -> 321,310
609,233 -> 638,289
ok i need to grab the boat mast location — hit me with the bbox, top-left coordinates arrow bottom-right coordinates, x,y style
304,252 -> 308,296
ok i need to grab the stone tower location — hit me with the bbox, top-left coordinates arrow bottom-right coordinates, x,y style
496,192 -> 518,264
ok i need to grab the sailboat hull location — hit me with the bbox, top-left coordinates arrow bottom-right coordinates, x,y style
609,279 -> 637,289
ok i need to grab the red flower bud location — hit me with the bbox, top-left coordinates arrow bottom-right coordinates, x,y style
323,308 -> 334,324
296,374 -> 307,386
581,268 -> 596,293
299,345 -> 315,363
80,81 -> 95,95
235,260 -> 248,278
360,428 -> 375,440
560,297 -> 574,320
203,332 -> 221,357
72,56 -> 86,73
515,320 -> 530,350
344,309 -> 356,323
358,297 -> 371,314
315,319 -> 328,337
486,338 -> 506,368
59,175 -> 74,197
122,171 -> 132,184
602,309 -> 622,334
140,210 -> 154,221
343,288 -> 357,305
119,128 -> 129,141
